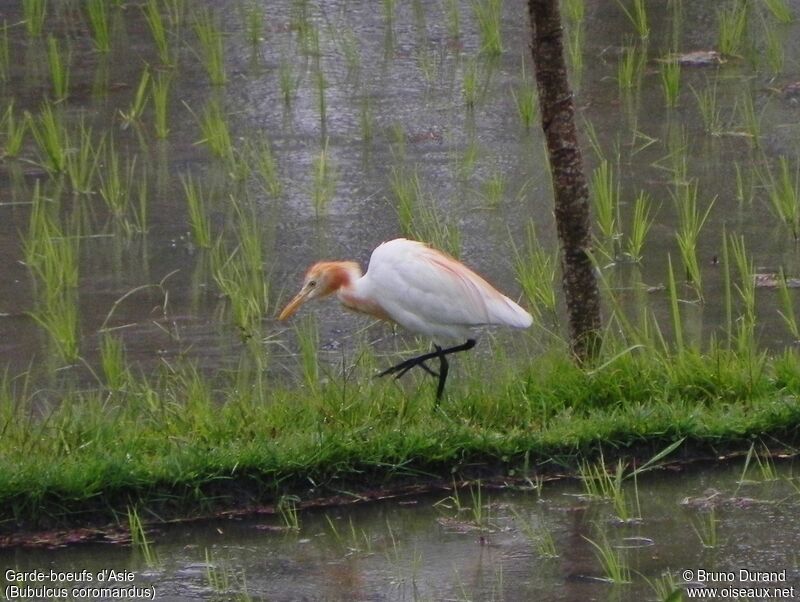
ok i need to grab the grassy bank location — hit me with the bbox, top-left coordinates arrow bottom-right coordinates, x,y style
2,339 -> 800,533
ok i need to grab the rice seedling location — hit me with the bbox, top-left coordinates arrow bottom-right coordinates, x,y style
85,0 -> 111,53
445,0 -> 460,39
512,222 -> 558,326
23,0 -> 47,37
718,0 -> 748,56
467,481 -> 490,529
765,157 -> 800,239
382,0 -> 396,24
211,204 -> 269,336
65,119 -> 103,195
673,182 -> 713,294
311,140 -> 336,216
337,27 -> 361,75
616,0 -> 649,39
119,67 -> 151,128
295,316 -> 320,393
738,442 -> 779,484
625,190 -> 654,262
195,98 -> 233,160
511,509 -> 559,558
659,57 -> 680,108
242,1 -> 264,47
728,234 -> 756,353
563,0 -> 585,24
473,0 -> 503,56
194,9 -> 226,86
462,57 -> 479,109
316,66 -> 327,123
278,57 -> 299,105
29,102 -> 68,173
359,96 -> 374,143
30,290 -> 80,363
565,20 -> 584,76
583,533 -> 632,583
482,171 -> 507,207
762,21 -> 785,75
100,334 -> 129,391
277,495 -> 301,531
512,80 -> 538,129
617,44 -> 645,91
777,269 -> 800,341
47,35 -> 70,102
0,21 -> 9,82
735,90 -> 761,145
162,0 -> 186,29
181,174 -> 212,248
591,159 -> 621,259
128,167 -> 149,235
578,457 -> 638,522
762,0 -> 793,23
250,139 -> 281,197
647,571 -> 683,602
390,167 -> 423,237
690,509 -> 718,548
690,79 -> 722,135
98,145 -> 136,219
152,70 -> 171,138
1,102 -> 28,158
143,0 -> 172,66
128,507 -> 158,566
299,23 -> 320,59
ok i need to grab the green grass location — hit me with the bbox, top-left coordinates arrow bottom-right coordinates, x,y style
3,333 -> 800,529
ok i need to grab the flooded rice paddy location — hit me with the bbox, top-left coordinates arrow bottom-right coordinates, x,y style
2,0 -> 800,599
3,460 -> 800,600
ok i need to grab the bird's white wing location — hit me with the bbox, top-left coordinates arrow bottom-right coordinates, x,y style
360,239 -> 532,339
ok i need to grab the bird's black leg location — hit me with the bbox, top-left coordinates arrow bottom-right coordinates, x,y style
434,345 -> 448,405
378,339 -> 476,402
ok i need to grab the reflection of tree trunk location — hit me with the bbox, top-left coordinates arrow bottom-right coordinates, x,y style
527,0 -> 601,361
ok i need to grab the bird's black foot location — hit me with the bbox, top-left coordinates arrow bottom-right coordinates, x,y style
378,339 -> 476,404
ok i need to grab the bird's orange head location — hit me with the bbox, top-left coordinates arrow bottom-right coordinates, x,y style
278,261 -> 361,320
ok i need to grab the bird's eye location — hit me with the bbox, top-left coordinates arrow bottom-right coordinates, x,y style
308,280 -> 317,288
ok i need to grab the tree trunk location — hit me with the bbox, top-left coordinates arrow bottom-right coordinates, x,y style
527,0 -> 601,361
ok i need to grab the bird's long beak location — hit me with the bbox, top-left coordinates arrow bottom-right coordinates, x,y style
278,289 -> 309,320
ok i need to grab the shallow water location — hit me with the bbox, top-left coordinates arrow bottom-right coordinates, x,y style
1,0 -> 800,386
2,461 -> 799,601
